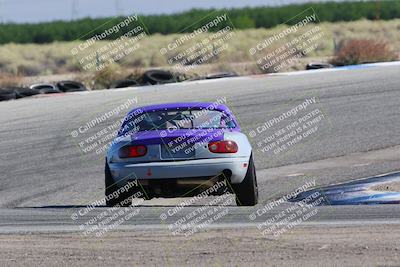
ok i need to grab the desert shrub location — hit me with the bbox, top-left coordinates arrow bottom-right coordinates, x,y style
91,65 -> 121,89
125,68 -> 146,84
331,39 -> 395,65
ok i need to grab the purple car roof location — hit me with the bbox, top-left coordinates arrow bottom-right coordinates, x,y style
129,102 -> 231,114
123,102 -> 240,131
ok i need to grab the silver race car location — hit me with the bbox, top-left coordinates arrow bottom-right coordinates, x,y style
105,102 -> 258,206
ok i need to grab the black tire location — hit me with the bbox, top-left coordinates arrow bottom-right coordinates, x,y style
11,87 -> 40,99
111,79 -> 139,89
0,88 -> 17,101
143,70 -> 175,85
232,155 -> 258,206
56,80 -> 86,92
205,72 -> 238,79
105,162 -> 132,207
306,62 -> 333,70
30,84 -> 61,94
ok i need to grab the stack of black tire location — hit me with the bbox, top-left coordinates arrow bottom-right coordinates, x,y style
0,80 -> 87,102
0,87 -> 40,101
109,70 -> 176,89
56,81 -> 86,92
142,70 -> 176,85
306,62 -> 333,70
111,79 -> 139,89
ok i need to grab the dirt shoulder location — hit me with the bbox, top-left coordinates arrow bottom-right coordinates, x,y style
0,224 -> 399,266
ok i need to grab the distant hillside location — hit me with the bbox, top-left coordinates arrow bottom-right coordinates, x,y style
0,1 -> 399,44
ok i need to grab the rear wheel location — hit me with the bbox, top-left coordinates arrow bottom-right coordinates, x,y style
233,155 -> 258,206
105,162 -> 132,207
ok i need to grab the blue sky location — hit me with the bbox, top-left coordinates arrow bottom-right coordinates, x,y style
0,0 -> 364,23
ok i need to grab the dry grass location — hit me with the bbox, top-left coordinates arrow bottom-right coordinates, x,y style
0,19 -> 399,88
0,73 -> 23,87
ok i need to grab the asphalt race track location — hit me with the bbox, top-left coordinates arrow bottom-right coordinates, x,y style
0,64 -> 400,233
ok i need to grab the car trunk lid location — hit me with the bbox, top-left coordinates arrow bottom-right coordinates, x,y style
129,129 -> 224,160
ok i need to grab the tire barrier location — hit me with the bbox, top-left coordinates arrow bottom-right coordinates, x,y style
12,87 -> 41,98
142,70 -> 176,85
56,80 -> 87,92
306,62 -> 333,70
205,72 -> 238,79
111,79 -> 139,89
0,87 -> 41,101
0,88 -> 17,101
29,83 -> 61,94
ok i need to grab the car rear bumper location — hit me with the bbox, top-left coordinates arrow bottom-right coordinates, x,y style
108,157 -> 249,186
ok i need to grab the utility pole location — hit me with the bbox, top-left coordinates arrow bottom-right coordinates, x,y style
114,0 -> 123,17
0,0 -> 3,23
71,0 -> 79,20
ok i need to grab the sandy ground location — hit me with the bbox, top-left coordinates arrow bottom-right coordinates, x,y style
1,225 -> 399,267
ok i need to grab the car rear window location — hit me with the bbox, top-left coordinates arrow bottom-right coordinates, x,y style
119,108 -> 236,135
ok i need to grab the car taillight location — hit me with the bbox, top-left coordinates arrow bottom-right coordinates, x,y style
208,141 -> 238,153
119,145 -> 147,158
